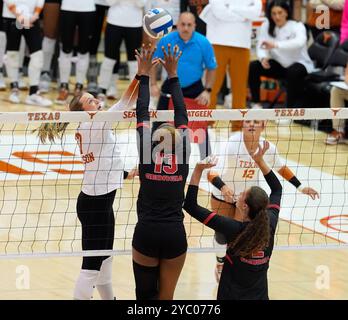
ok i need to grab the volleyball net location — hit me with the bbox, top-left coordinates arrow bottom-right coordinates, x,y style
0,107 -> 347,259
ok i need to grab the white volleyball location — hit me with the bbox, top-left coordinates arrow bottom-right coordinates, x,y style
143,8 -> 173,39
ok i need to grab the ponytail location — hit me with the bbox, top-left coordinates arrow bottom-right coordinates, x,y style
229,186 -> 270,257
229,209 -> 270,257
33,94 -> 84,143
34,122 -> 70,143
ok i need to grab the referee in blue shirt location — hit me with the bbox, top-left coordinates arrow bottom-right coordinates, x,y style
151,12 -> 217,159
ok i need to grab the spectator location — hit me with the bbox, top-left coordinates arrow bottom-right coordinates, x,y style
307,0 -> 344,40
0,0 -> 6,90
87,0 -> 109,95
325,65 -> 348,144
56,0 -> 96,104
97,0 -> 146,102
147,0 -> 181,26
248,0 -> 314,109
3,0 -> 53,106
341,0 -> 348,43
151,12 -> 217,159
39,0 -> 61,93
200,0 -> 262,132
180,0 -> 209,35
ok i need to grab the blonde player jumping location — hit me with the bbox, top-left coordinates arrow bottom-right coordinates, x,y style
36,78 -> 139,300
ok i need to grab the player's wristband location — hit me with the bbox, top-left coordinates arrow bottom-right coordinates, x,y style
212,176 -> 226,190
288,176 -> 301,189
297,185 -> 304,193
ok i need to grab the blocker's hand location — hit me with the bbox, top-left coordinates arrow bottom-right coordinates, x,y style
135,43 -> 159,76
158,44 -> 182,79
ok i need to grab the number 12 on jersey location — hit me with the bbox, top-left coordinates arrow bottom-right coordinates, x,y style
242,169 -> 255,179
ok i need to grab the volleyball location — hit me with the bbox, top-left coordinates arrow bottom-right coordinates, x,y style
143,8 -> 173,39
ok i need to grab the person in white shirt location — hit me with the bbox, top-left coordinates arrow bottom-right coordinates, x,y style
0,0 -> 7,90
39,0 -> 61,93
200,0 -> 262,132
249,0 -> 314,109
56,0 -> 96,105
36,80 -> 139,300
325,64 -> 348,145
97,0 -> 147,103
87,0 -> 113,96
148,0 -> 180,26
2,0 -> 53,106
207,119 -> 319,282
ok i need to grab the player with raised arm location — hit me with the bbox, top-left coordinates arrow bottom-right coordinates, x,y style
184,142 -> 282,300
35,79 -> 139,300
208,119 -> 319,281
132,43 -> 190,300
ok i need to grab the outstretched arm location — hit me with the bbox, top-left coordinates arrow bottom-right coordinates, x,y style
158,44 -> 188,128
207,170 -> 235,204
135,45 -> 158,123
134,45 -> 159,162
184,157 -> 243,239
277,165 -> 319,200
252,141 -> 282,216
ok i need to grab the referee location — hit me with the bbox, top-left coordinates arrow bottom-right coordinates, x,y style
151,12 -> 216,159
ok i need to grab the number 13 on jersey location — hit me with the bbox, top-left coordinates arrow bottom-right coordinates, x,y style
154,152 -> 178,174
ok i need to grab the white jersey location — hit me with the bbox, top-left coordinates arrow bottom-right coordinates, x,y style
200,0 -> 262,49
76,105 -> 124,196
212,131 -> 284,201
61,0 -> 95,12
3,0 -> 44,19
147,0 -> 180,25
107,0 -> 146,27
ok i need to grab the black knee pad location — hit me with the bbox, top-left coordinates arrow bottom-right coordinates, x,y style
215,232 -> 228,245
82,256 -> 106,271
133,261 -> 159,300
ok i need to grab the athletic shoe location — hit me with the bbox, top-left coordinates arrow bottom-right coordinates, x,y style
250,102 -> 263,109
39,72 -> 52,93
97,93 -> 107,109
87,81 -> 98,94
325,131 -> 347,145
55,87 -> 69,105
8,88 -> 21,104
18,73 -> 28,90
0,72 -> 6,90
215,263 -> 224,283
25,93 -> 52,107
275,118 -> 291,126
224,93 -> 232,108
107,82 -> 118,100
74,83 -> 84,96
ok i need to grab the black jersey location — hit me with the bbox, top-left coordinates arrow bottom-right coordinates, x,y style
136,76 -> 191,223
184,170 -> 282,300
